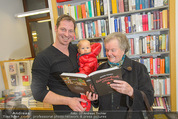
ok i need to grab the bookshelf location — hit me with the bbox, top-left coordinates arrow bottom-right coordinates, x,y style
50,0 -> 176,111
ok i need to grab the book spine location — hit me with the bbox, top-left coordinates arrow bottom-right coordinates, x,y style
111,0 -> 118,14
119,0 -> 125,13
125,16 -> 129,33
81,22 -> 86,39
96,0 -> 101,16
156,11 -> 160,29
165,56 -> 170,73
128,16 -> 131,33
159,11 -> 163,29
90,0 -> 95,17
85,22 -> 89,38
93,0 -> 97,16
135,0 -> 140,10
162,9 -> 168,28
160,58 -> 165,74
153,11 -> 157,30
88,1 -> 93,17
103,0 -> 108,15
123,0 -> 129,12
100,0 -> 104,15
81,4 -> 86,18
150,57 -> 153,75
114,19 -> 118,32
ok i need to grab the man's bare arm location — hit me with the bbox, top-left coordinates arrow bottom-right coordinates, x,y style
43,91 -> 86,111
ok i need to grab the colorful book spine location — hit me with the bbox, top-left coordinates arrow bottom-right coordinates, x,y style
96,0 -> 101,16
114,19 -> 118,32
88,1 -> 93,17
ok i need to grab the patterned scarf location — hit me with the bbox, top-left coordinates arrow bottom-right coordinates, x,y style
108,54 -> 125,68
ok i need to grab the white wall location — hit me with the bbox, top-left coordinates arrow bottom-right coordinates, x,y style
0,0 -> 31,97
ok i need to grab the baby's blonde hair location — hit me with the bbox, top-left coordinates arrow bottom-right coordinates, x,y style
77,39 -> 90,48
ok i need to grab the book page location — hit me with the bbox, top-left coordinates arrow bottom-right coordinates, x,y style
60,73 -> 88,78
88,66 -> 119,77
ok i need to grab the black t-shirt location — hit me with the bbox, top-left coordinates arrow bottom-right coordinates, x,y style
31,44 -> 80,111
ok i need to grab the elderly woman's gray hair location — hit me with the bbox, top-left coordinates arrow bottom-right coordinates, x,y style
104,32 -> 130,53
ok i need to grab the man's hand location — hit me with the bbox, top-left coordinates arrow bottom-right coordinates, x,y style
67,97 -> 87,112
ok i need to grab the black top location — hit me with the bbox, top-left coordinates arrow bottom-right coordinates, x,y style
31,44 -> 80,111
93,56 -> 154,111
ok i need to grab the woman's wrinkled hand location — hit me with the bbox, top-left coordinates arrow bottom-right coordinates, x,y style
110,80 -> 134,98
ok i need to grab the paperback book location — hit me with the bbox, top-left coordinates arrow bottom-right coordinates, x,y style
60,66 -> 122,96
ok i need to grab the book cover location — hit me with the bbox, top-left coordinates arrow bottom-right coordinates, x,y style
22,75 -> 30,86
19,62 -> 27,73
9,63 -> 17,75
60,66 -> 122,96
10,74 -> 18,86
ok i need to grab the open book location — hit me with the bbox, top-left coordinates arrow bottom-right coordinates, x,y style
60,66 -> 122,96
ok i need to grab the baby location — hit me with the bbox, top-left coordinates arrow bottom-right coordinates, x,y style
77,40 -> 101,75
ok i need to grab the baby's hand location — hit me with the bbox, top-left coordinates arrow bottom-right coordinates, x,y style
86,91 -> 98,101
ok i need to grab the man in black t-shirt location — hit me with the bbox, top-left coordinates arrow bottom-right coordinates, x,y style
31,15 -> 87,113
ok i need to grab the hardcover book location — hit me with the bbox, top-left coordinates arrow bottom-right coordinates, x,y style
60,66 -> 122,96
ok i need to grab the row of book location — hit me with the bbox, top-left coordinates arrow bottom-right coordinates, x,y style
74,9 -> 168,40
110,0 -> 168,14
111,10 -> 168,34
153,97 -> 170,112
57,0 -> 107,19
137,56 -> 169,75
74,19 -> 108,40
128,34 -> 169,55
57,0 -> 168,19
151,77 -> 170,96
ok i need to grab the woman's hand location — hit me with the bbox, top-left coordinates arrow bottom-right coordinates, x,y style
86,91 -> 98,101
110,80 -> 134,98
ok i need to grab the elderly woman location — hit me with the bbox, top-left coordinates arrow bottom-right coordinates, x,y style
87,32 -> 154,112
